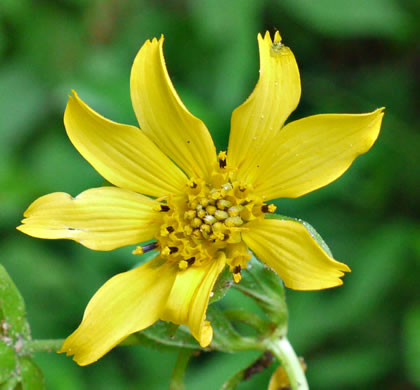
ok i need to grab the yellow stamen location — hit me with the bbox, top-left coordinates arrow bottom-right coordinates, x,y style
214,210 -> 229,220
200,224 -> 211,234
153,204 -> 170,212
184,210 -> 196,220
218,151 -> 227,168
162,246 -> 172,256
187,178 -> 198,189
214,232 -> 224,241
225,216 -> 244,227
192,229 -> 202,240
204,215 -> 217,225
233,265 -> 242,283
228,205 -> 244,217
222,182 -> 233,192
178,260 -> 188,270
212,222 -> 224,232
261,203 -> 277,213
217,199 -> 232,210
197,209 -> 206,219
210,190 -> 222,200
132,246 -> 144,255
205,205 -> 215,215
268,204 -> 277,213
191,217 -> 202,228
233,273 -> 242,283
184,225 -> 193,235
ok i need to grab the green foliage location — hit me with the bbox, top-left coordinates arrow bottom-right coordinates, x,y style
140,322 -> 198,351
0,265 -> 30,340
1,0 -> 418,388
234,256 -> 287,328
0,342 -> 17,383
0,266 -> 44,389
125,258 -> 286,354
209,266 -> 233,305
19,358 -> 45,390
280,0 -> 414,38
403,306 -> 420,386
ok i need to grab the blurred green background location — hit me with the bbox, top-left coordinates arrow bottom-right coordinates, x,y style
1,0 -> 419,389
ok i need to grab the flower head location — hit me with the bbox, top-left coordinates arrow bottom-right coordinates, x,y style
17,31 -> 384,365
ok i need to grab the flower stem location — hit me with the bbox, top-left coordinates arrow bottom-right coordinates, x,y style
169,349 -> 193,390
23,339 -> 65,354
267,337 -> 308,390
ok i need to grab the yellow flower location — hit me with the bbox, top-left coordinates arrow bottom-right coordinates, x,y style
17,32 -> 384,366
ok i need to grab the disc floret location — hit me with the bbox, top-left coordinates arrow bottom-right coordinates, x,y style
152,156 -> 277,282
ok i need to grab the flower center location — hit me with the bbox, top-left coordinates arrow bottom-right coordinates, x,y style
134,152 -> 277,282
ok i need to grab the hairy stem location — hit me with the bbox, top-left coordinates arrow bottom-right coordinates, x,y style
23,339 -> 65,354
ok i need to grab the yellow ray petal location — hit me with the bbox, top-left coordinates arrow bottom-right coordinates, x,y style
59,257 -> 177,365
64,92 -> 187,197
17,187 -> 161,251
130,36 -> 217,180
161,252 -> 226,347
227,31 -> 301,179
243,219 -> 350,290
253,108 -> 385,200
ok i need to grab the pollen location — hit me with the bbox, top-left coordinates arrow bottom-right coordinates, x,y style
132,242 -> 158,255
178,260 -> 188,270
152,155 -> 274,281
132,246 -> 144,255
218,151 -> 227,168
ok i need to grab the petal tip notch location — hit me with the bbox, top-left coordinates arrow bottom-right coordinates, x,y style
259,30 -> 281,44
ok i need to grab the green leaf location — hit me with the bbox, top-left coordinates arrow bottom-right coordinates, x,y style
0,377 -> 19,390
207,306 -> 260,352
265,214 -> 333,257
209,266 -> 233,304
0,266 -> 30,341
234,255 -> 287,327
0,340 -> 17,384
19,357 -> 45,390
222,309 -> 269,333
127,307 -> 262,353
141,321 -> 199,350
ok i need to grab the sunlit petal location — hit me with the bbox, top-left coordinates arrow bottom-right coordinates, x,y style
59,257 -> 177,365
161,252 -> 226,347
243,219 -> 350,290
131,36 -> 217,180
253,109 -> 384,200
17,187 -> 161,251
228,31 -> 301,181
65,91 -> 187,197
